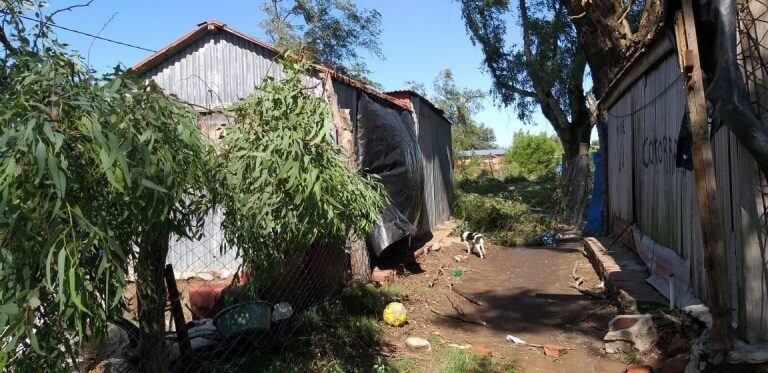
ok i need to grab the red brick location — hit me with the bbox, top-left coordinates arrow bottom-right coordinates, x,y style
189,283 -> 229,319
371,267 -> 396,284
626,364 -> 652,373
469,345 -> 492,357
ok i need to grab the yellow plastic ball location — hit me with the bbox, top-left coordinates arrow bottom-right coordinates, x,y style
383,302 -> 407,327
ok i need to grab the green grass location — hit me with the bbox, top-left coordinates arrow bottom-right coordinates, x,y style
430,339 -> 519,373
248,283 -> 406,372
453,175 -> 563,247
454,177 -> 554,209
380,357 -> 419,372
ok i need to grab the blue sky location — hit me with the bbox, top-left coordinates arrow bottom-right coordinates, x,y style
52,0 -> 558,147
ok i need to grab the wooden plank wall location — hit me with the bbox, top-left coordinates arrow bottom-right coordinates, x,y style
736,0 -> 768,340
606,90 -> 634,229
606,51 -> 768,341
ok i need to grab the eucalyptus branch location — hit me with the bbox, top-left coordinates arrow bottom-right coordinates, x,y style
518,0 -> 571,131
0,24 -> 15,54
32,0 -> 94,52
86,12 -> 117,69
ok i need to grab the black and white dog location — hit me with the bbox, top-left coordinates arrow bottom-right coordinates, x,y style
460,232 -> 486,259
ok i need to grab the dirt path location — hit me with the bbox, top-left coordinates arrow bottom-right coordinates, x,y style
383,222 -> 627,372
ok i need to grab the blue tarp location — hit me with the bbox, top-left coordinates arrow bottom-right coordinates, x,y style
584,150 -> 604,235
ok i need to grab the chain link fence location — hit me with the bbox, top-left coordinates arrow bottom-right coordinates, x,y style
84,202 -> 350,372
80,78 -> 397,371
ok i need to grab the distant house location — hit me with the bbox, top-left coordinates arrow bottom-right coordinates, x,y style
455,149 -> 506,172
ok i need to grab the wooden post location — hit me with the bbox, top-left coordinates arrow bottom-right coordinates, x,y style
323,72 -> 371,282
674,3 -> 733,352
164,264 -> 191,356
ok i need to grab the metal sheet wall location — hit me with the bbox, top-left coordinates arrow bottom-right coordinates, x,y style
140,33 -> 372,276
140,29 -> 456,275
413,97 -> 453,233
143,32 -> 289,106
606,52 -> 768,342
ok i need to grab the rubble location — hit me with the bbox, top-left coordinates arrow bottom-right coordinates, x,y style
728,340 -> 768,364
405,337 -> 431,351
543,344 -> 569,358
604,314 -> 658,353
371,267 -> 397,284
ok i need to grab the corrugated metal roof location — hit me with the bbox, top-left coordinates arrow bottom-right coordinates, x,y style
456,149 -> 506,157
385,90 -> 454,126
131,20 -> 409,111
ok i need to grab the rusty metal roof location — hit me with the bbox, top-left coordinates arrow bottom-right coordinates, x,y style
131,20 -> 409,111
386,90 -> 454,126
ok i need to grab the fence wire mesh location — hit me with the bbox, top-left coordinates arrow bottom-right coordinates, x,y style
81,115 -> 353,372
104,209 -> 350,372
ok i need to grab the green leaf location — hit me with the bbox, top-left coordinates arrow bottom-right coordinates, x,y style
57,249 -> 66,303
27,329 -> 42,354
141,178 -> 169,193
27,289 -> 40,309
69,268 -> 90,314
35,141 -> 46,181
0,304 -> 19,316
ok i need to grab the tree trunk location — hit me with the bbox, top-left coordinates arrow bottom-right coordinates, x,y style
324,72 -> 371,282
136,232 -> 170,373
562,0 -> 663,98
560,124 -> 593,229
347,232 -> 371,282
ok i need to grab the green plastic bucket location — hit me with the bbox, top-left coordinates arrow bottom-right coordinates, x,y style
213,301 -> 273,337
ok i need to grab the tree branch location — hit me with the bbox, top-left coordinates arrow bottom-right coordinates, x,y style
519,0 -> 571,132
0,24 -> 15,55
619,0 -> 634,22
32,0 -> 94,51
634,0 -> 662,43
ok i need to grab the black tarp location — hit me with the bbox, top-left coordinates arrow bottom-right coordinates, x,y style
666,0 -> 768,176
356,95 -> 424,256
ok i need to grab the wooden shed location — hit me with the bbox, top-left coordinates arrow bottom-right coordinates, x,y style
600,20 -> 768,343
131,20 -> 454,275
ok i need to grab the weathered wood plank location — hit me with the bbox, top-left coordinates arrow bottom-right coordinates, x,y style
675,4 -> 733,350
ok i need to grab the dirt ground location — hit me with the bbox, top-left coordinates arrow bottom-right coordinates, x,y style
381,221 -> 629,373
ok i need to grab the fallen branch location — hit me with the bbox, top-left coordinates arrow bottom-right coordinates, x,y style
445,293 -> 465,316
438,266 -> 484,307
568,280 -> 606,299
429,263 -> 445,288
426,303 -> 487,327
568,260 -> 606,299
571,261 -> 579,280
452,288 -> 484,307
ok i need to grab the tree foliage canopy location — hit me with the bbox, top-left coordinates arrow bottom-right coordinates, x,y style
504,131 -> 563,180
460,0 -> 588,135
0,5 -> 214,370
262,0 -> 382,82
217,57 -> 386,292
